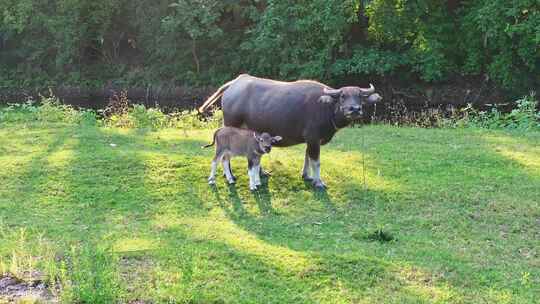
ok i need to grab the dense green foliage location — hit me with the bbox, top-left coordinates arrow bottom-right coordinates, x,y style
1,0 -> 538,92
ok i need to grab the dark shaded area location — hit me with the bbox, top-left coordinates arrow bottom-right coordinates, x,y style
0,75 -> 513,121
0,85 -> 216,113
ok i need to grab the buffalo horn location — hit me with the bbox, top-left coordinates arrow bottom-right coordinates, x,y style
359,83 -> 375,95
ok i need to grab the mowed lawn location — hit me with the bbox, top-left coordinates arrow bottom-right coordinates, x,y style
0,121 -> 539,303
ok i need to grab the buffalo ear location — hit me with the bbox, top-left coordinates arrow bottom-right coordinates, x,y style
367,93 -> 382,104
272,136 -> 282,143
318,96 -> 336,104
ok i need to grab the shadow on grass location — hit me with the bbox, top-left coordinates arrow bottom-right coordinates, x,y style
155,223 -> 412,303
0,126 -> 77,232
202,127 -> 540,303
252,183 -> 276,215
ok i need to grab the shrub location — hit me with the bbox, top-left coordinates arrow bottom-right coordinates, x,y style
99,90 -> 222,130
0,99 -> 40,123
129,104 -> 167,129
0,92 -> 97,125
101,90 -> 130,118
167,109 -> 223,130
460,92 -> 539,130
34,93 -> 80,123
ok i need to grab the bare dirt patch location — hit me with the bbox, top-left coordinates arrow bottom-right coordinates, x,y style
0,272 -> 57,303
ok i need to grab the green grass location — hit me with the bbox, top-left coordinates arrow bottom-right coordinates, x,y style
1,120 -> 539,303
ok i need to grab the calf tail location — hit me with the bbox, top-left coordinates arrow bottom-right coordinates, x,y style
202,128 -> 220,148
198,76 -> 239,113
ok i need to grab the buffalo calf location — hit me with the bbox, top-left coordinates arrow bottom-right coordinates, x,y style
204,127 -> 282,190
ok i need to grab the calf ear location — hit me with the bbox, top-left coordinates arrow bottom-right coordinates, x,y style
253,132 -> 262,142
272,136 -> 282,143
318,96 -> 336,104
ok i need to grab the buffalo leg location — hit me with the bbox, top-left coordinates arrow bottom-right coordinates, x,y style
302,149 -> 312,181
222,116 -> 243,180
307,142 -> 325,189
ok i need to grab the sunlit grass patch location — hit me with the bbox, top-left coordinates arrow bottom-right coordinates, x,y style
484,135 -> 540,178
154,215 -> 311,273
114,238 -> 159,253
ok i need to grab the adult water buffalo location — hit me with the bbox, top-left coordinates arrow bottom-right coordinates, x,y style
198,74 -> 382,189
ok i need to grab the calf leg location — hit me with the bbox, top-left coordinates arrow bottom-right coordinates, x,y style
247,158 -> 260,191
254,158 -> 262,186
208,154 -> 220,184
222,161 -> 236,181
222,154 -> 236,184
307,142 -> 325,189
302,149 -> 312,181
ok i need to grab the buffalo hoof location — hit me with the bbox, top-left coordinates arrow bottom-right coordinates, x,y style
227,179 -> 236,185
312,180 -> 326,189
250,185 -> 258,191
302,174 -> 313,182
208,178 -> 216,185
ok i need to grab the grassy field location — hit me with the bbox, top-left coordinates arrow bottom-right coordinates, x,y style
0,120 -> 539,303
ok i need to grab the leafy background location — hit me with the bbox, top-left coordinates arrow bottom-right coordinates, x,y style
1,0 -> 539,97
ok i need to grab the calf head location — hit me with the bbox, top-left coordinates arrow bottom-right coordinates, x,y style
322,84 -> 383,120
254,132 -> 282,153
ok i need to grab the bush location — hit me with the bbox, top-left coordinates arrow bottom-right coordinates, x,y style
0,92 -> 97,125
99,90 -> 223,130
167,109 -> 223,130
128,104 -> 167,129
460,92 -> 539,130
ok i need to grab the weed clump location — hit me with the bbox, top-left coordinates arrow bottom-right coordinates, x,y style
382,92 -> 539,130
460,92 -> 539,131
0,89 -> 223,130
351,228 -> 396,243
0,90 -> 97,125
99,89 -> 223,130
